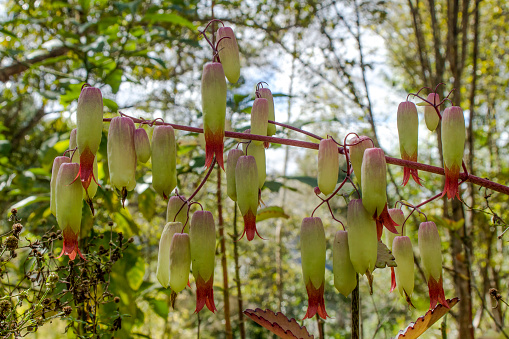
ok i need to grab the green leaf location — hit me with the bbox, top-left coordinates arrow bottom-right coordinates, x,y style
256,206 -> 289,222
138,188 -> 155,221
105,69 -> 123,94
283,176 -> 318,188
127,256 -> 145,290
113,0 -> 141,13
148,299 -> 169,320
0,140 -> 12,155
143,13 -> 196,30
103,98 -> 119,112
11,195 -> 49,210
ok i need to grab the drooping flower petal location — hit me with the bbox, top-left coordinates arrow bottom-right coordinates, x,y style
250,98 -> 269,146
397,101 -> 421,186
50,156 -> 70,216
393,236 -> 415,306
235,156 -> 261,240
217,26 -> 240,84
333,230 -> 357,297
318,138 -> 339,196
169,233 -> 191,293
151,125 -> 177,199
134,127 -> 151,163
347,199 -> 377,275
361,148 -> 387,217
157,222 -> 183,288
107,116 -> 137,193
226,149 -> 244,201
441,106 -> 465,200
424,93 -> 440,132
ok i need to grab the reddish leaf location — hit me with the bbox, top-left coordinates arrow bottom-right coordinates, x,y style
395,297 -> 459,338
244,308 -> 314,339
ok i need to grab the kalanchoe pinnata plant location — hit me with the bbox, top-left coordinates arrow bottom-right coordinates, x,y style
107,116 -> 137,202
347,199 -> 377,276
76,85 -> 103,194
300,217 -> 328,319
169,233 -> 192,293
250,97 -> 269,146
50,156 -> 70,216
134,127 -> 151,163
201,62 -> 227,169
333,230 -> 357,297
70,128 -> 98,213
166,196 -> 190,233
235,155 -> 261,240
361,148 -> 399,239
441,106 -> 466,200
217,26 -> 240,84
392,236 -> 415,306
397,101 -> 421,186
55,163 -> 84,260
190,211 -> 217,313
348,135 -> 373,189
226,149 -> 244,201
243,142 -> 266,189
418,221 -> 449,309
424,93 -> 440,132
317,138 -> 339,196
151,125 -> 177,200
385,208 -> 404,292
156,222 -> 183,288
257,86 -> 276,137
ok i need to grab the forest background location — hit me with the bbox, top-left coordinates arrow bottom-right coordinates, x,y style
1,0 -> 509,338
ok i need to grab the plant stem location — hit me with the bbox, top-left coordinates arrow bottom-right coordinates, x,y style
352,274 -> 360,339
232,203 -> 246,339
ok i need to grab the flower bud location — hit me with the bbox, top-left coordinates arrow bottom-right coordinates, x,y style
300,217 -> 328,319
333,231 -> 357,297
134,127 -> 151,163
156,222 -> 183,288
151,125 -> 177,199
166,196 -> 189,232
226,149 -> 244,201
441,106 -> 465,200
107,116 -> 136,192
235,156 -> 260,240
257,87 -> 276,136
318,138 -> 339,196
418,221 -> 448,308
347,199 -> 377,274
392,236 -> 414,300
361,148 -> 387,217
70,129 -> 98,206
202,62 -> 227,169
385,209 -> 404,251
169,233 -> 191,293
217,26 -> 240,84
250,98 -> 268,145
190,211 -> 216,312
56,163 -> 84,260
76,86 -> 103,191
243,142 -> 266,189
397,101 -> 421,186
349,135 -> 373,189
424,93 -> 440,132
50,156 -> 70,216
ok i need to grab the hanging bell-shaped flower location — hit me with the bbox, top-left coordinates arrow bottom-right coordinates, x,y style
70,128 -> 98,204
257,87 -> 276,137
169,233 -> 191,293
50,156 -> 70,216
226,149 -> 244,201
217,26 -> 240,84
386,208 -> 404,292
418,221 -> 449,309
347,199 -> 377,275
333,230 -> 357,297
202,62 -> 227,169
361,148 -> 387,217
76,85 -> 103,192
107,116 -> 137,196
424,93 -> 440,132
55,163 -> 84,260
392,236 -> 415,306
317,138 -> 339,196
397,101 -> 421,186
250,97 -> 269,146
243,141 -> 266,190
156,222 -> 183,288
441,106 -> 465,200
235,155 -> 261,240
348,135 -> 373,189
190,210 -> 217,313
134,127 -> 151,163
151,125 -> 177,199
300,217 -> 328,319
166,196 -> 189,232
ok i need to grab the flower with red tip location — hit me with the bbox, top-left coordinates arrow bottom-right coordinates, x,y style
257,87 -> 276,137
418,221 -> 449,309
397,101 -> 421,186
392,236 -> 415,306
226,149 -> 244,201
318,138 -> 339,196
201,62 -> 227,169
55,163 -> 84,260
217,26 -> 240,84
151,125 -> 177,199
361,148 -> 399,239
190,211 -> 216,313
441,106 -> 465,200
70,128 -> 98,210
50,156 -> 70,216
424,93 -> 440,132
76,85 -> 103,194
300,217 -> 328,319
348,135 -> 373,189
333,230 -> 357,297
235,155 -> 261,240
347,199 -> 377,275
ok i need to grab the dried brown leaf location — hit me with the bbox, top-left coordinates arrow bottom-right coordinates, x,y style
244,308 -> 314,339
376,240 -> 397,268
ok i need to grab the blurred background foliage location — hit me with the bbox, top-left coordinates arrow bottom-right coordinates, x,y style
1,0 -> 509,338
